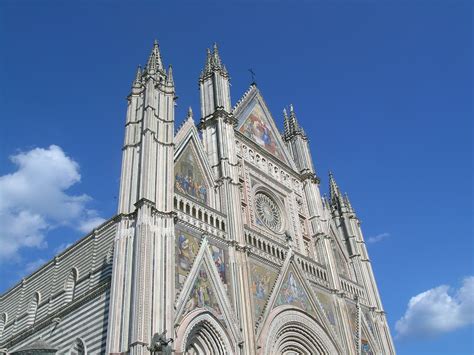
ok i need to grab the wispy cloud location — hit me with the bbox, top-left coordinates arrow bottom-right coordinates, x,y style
395,276 -> 474,339
0,145 -> 105,262
367,232 -> 390,244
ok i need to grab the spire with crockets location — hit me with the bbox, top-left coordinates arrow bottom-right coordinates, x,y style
200,43 -> 228,80
328,171 -> 355,214
283,104 -> 306,141
146,39 -> 164,74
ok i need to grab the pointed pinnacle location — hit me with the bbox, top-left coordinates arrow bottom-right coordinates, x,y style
147,39 -> 164,73
344,192 -> 354,212
283,108 -> 290,137
166,65 -> 174,85
212,42 -> 222,68
187,106 -> 193,119
133,65 -> 142,87
329,171 -> 343,202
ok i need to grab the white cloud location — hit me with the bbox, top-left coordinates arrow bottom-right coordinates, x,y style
395,276 -> 474,338
0,145 -> 105,261
367,232 -> 390,244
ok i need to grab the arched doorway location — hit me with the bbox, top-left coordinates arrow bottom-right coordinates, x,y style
175,311 -> 236,355
259,307 -> 341,355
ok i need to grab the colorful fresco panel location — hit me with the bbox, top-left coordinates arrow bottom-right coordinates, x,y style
175,145 -> 208,203
209,245 -> 227,288
314,289 -> 336,326
249,262 -> 279,320
183,264 -> 222,317
239,104 -> 286,161
275,270 -> 314,315
346,301 -> 358,349
175,229 -> 200,290
361,329 -> 374,355
363,307 -> 376,336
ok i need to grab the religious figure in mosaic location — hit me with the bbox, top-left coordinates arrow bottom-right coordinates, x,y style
239,104 -> 285,161
184,266 -> 221,317
175,146 -> 208,203
210,245 -> 226,284
315,289 -> 336,326
249,263 -> 278,320
175,231 -> 200,289
275,270 -> 314,314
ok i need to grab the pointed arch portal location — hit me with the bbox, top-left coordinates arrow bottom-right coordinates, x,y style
176,311 -> 236,355
259,308 -> 341,355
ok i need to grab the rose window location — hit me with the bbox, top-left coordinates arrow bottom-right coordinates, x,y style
255,192 -> 282,232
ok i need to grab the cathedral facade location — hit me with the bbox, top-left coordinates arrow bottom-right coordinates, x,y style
0,41 -> 395,354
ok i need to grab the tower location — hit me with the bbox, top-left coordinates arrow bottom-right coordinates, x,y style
107,40 -> 176,354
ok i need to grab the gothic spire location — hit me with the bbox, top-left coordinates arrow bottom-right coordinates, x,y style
282,104 -> 306,140
200,43 -> 228,80
146,39 -> 164,74
329,171 -> 343,203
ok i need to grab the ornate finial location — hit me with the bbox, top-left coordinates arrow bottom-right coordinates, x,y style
344,192 -> 354,213
187,106 -> 193,119
283,108 -> 290,137
133,65 -> 142,88
166,65 -> 174,85
212,42 -> 222,68
290,104 -> 294,112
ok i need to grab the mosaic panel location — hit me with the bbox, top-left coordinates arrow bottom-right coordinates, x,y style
249,262 -> 279,321
183,264 -> 222,317
346,301 -> 358,349
175,145 -> 208,203
175,229 -> 200,290
362,307 -> 376,336
332,240 -> 350,278
209,244 -> 229,292
275,270 -> 314,315
239,104 -> 286,161
361,329 -> 374,355
314,288 -> 336,326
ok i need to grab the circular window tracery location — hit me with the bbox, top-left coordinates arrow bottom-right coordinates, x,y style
255,192 -> 283,233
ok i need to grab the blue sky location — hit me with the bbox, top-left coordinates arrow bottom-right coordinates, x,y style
0,1 -> 472,354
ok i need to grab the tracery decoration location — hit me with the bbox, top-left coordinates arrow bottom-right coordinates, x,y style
255,192 -> 283,233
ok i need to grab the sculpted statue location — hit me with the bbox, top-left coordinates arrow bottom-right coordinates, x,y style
148,330 -> 174,354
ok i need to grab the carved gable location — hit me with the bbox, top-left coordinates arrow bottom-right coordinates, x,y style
234,88 -> 295,168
